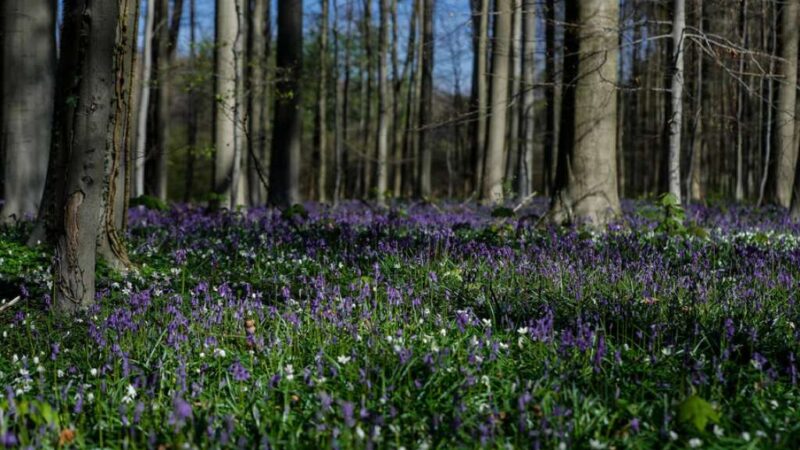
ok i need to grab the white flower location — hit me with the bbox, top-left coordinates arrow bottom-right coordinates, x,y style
337,355 -> 351,365
90,368 -> 98,377
57,370 -> 65,378
33,357 -> 39,365
755,430 -> 767,438
86,392 -> 95,403
122,384 -> 137,404
439,329 -> 447,337
517,327 -> 529,335
481,318 -> 492,327
741,432 -> 751,442
769,400 -> 779,410
499,342 -> 509,350
589,439 -> 607,449
669,430 -> 679,441
688,438 -> 702,448
557,442 -> 567,450
713,425 -> 724,437
355,426 -> 366,439
214,348 -> 227,358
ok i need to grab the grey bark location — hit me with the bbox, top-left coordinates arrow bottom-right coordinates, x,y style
269,0 -> 303,206
376,0 -> 390,204
668,0 -> 685,200
470,0 -> 489,195
316,0 -> 330,203
481,0 -> 512,203
214,0 -> 238,207
145,0 -> 170,201
550,0 -> 621,226
416,0 -> 434,198
53,0 -> 120,313
134,0 -> 155,198
518,0 -> 536,198
0,0 -> 55,223
505,0 -> 522,191
772,0 -> 799,207
247,0 -> 270,205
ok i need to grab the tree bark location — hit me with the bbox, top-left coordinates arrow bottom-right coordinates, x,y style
246,0 -> 270,206
316,0 -> 330,203
269,0 -> 303,206
53,0 -> 120,313
543,0 -> 557,196
518,0 -> 536,198
505,0 -> 522,192
416,0 -> 434,198
0,0 -> 55,223
481,0 -> 512,203
470,0 -> 489,195
735,0 -> 748,201
550,0 -> 621,226
667,0 -> 685,200
376,0 -> 391,205
214,0 -> 238,207
134,0 -> 155,198
144,0 -> 170,201
772,0 -> 799,207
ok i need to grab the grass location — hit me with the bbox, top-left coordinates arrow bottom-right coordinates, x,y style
0,200 -> 798,448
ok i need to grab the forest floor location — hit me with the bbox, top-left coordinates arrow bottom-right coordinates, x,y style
0,199 -> 799,448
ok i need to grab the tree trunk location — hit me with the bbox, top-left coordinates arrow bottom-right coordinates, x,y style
735,0 -> 748,201
518,0 -> 535,198
144,0 -> 170,201
133,0 -> 154,199
375,0 -> 391,205
470,0 -> 489,195
390,0 -> 403,197
0,0 -> 55,223
686,0 -> 705,202
416,0 -> 434,198
316,0 -> 330,203
247,0 -> 270,205
269,0 -> 303,206
772,0 -> 799,207
667,0 -> 685,200
232,0 -> 247,208
481,0 -> 512,203
550,0 -> 621,226
505,0 -> 522,193
184,0 -> 197,202
214,0 -> 237,207
543,0 -> 556,197
53,0 -> 120,313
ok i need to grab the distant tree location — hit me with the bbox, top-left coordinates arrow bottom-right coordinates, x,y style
772,0 -> 798,207
0,0 -> 55,223
416,0 -> 434,198
315,0 -> 330,203
518,0 -> 536,198
550,0 -> 621,226
481,0 -> 512,203
133,0 -> 155,198
376,0 -> 391,205
269,0 -> 303,206
214,0 -> 238,207
470,0 -> 489,195
247,0 -> 271,205
667,0 -> 685,200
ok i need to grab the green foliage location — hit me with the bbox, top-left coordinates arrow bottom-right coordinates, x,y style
129,195 -> 168,211
490,206 -> 515,218
282,203 -> 309,221
678,394 -> 721,432
653,193 -> 708,239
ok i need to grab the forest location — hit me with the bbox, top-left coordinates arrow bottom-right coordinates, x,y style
1,0 -> 800,448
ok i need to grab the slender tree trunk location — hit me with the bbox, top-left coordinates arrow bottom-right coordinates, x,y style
390,0 -> 403,197
232,0 -> 247,208
481,0 -> 512,203
772,0 -> 799,207
359,0 -> 374,198
0,0 -> 55,223
668,0 -> 685,200
550,0 -> 621,226
686,0 -> 704,202
247,0 -> 270,205
758,0 -> 776,206
53,0 -> 120,313
470,0 -> 489,195
735,0 -> 748,201
144,0 -> 170,201
505,0 -> 522,193
416,0 -> 434,198
375,0 -> 391,204
184,0 -> 197,202
518,0 -> 535,198
269,0 -> 303,206
334,1 -> 352,203
543,0 -> 556,197
316,0 -> 330,203
134,0 -> 154,198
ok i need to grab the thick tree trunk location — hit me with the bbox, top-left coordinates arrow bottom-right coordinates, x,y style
772,0 -> 799,207
667,0 -> 685,200
53,0 -> 120,313
518,0 -> 535,198
470,0 -> 489,195
316,0 -> 330,203
550,0 -> 621,226
269,0 -> 303,206
214,0 -> 238,207
0,0 -> 55,223
416,0 -> 434,198
481,0 -> 512,203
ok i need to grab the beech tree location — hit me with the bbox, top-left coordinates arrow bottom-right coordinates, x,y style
0,0 -> 55,223
550,0 -> 622,226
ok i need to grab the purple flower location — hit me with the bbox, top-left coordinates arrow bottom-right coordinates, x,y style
229,361 -> 250,382
1,432 -> 17,448
170,397 -> 193,427
341,401 -> 356,427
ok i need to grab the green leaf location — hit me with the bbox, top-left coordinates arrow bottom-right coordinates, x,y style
678,394 -> 721,432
